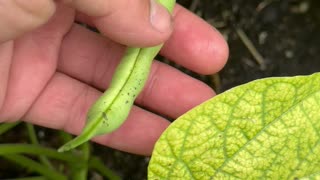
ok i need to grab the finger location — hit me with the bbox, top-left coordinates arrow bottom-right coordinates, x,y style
136,61 -> 215,118
24,72 -> 170,155
74,4 -> 229,75
0,0 -> 56,43
0,42 -> 14,108
58,24 -> 214,118
161,5 -> 229,74
63,0 -> 173,47
0,4 -> 75,122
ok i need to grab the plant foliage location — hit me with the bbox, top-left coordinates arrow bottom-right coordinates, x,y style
149,73 -> 320,179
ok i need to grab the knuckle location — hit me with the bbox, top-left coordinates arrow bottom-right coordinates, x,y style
138,62 -> 161,106
62,85 -> 90,134
12,0 -> 56,27
62,0 -> 110,17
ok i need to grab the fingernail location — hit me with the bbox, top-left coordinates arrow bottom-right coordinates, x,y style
150,0 -> 173,33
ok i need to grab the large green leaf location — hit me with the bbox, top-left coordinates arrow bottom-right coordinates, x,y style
148,73 -> 320,179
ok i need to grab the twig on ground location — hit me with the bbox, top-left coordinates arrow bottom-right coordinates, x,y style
211,73 -> 222,93
189,0 -> 200,12
235,28 -> 267,70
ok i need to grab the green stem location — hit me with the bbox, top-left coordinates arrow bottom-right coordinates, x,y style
71,143 -> 90,180
0,122 -> 20,135
0,144 -> 84,163
6,177 -> 47,180
26,123 -> 54,170
89,156 -> 121,180
59,131 -> 73,143
2,154 -> 67,180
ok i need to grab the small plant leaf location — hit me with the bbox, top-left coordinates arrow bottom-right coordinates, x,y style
148,73 -> 320,179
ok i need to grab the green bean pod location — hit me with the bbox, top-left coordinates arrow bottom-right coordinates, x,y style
58,0 -> 176,152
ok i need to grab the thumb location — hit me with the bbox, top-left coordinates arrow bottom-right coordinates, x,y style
0,0 -> 56,43
67,0 -> 173,47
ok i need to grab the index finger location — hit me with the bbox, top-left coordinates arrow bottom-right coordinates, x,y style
74,4 -> 229,75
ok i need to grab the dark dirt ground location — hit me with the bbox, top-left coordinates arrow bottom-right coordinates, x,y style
1,0 -> 319,179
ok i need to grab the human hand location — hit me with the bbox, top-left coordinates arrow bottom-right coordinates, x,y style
0,1 -> 228,155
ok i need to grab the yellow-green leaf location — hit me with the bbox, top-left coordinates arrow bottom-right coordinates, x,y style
148,73 -> 320,179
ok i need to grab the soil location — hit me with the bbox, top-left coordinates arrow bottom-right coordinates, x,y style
1,0 -> 319,179
201,0 -> 320,92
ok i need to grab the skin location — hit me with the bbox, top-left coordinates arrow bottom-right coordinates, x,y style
0,1 -> 228,155
58,0 -> 176,152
